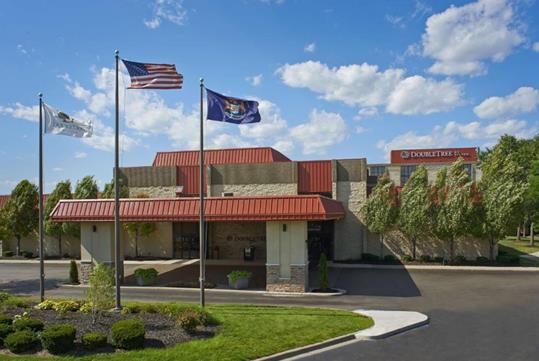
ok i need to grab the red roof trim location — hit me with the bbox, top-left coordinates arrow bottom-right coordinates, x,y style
50,195 -> 345,222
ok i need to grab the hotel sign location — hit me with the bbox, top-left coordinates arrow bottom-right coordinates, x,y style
391,147 -> 478,164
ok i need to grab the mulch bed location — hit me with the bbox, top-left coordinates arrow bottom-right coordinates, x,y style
1,306 -> 218,357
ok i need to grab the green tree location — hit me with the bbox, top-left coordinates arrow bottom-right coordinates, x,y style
432,159 -> 474,262
398,165 -> 431,260
528,159 -> 539,246
1,180 -> 38,256
44,180 -> 76,257
123,193 -> 155,258
480,149 -> 527,259
74,176 -> 99,200
362,175 -> 399,258
101,179 -> 129,199
86,263 -> 115,324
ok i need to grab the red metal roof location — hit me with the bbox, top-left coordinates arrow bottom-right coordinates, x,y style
50,195 -> 345,222
153,147 -> 291,167
0,195 -> 10,209
298,161 -> 332,194
177,166 -> 205,196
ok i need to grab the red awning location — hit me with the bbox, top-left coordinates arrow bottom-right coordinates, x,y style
50,195 -> 345,222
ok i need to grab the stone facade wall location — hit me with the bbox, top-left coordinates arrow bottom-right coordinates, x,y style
333,181 -> 368,261
129,186 -> 176,198
210,183 -> 297,197
210,221 -> 266,260
266,264 -> 307,293
79,261 -> 93,284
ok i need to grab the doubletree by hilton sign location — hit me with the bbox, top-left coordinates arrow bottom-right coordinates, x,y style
390,147 -> 478,164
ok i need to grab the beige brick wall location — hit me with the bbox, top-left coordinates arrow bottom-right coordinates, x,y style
210,183 -> 297,197
266,264 -> 307,292
129,186 -> 176,198
1,234 -> 80,258
123,222 -> 173,258
333,181 -> 368,261
209,221 -> 266,260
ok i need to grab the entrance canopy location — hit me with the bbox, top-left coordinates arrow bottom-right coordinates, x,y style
50,195 -> 345,222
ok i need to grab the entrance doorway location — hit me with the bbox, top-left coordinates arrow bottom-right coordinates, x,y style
307,221 -> 334,263
173,222 -> 199,259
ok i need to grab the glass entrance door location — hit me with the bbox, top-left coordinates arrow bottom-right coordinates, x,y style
173,222 -> 199,259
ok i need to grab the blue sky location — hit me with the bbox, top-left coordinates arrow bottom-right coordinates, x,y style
1,0 -> 539,193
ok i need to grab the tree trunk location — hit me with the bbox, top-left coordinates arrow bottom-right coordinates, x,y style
490,238 -> 495,261
523,221 -> 527,238
517,226 -> 521,241
379,234 -> 384,259
530,223 -> 535,247
412,237 -> 417,260
16,235 -> 21,256
449,238 -> 454,263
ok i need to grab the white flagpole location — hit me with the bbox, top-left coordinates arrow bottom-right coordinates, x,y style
199,78 -> 205,308
114,50 -> 122,310
38,92 -> 45,302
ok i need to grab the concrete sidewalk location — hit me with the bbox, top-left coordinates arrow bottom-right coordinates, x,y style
329,262 -> 539,272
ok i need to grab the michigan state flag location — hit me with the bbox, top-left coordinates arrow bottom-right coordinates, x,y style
206,89 -> 261,124
43,104 -> 93,138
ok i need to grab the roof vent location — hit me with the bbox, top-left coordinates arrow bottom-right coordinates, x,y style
222,192 -> 234,197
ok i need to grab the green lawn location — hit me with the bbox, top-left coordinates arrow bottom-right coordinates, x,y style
0,302 -> 373,361
498,237 -> 539,266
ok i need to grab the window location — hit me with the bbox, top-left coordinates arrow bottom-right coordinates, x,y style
463,164 -> 472,179
369,166 -> 386,177
400,165 -> 417,185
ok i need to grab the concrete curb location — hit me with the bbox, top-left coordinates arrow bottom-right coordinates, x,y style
255,309 -> 429,361
329,263 -> 539,272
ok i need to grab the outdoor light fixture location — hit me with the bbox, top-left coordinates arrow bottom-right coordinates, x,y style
92,225 -> 97,233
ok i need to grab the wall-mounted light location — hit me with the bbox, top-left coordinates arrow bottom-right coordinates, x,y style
92,225 -> 97,233
282,224 -> 287,232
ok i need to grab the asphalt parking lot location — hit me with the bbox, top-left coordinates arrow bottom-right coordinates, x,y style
1,263 -> 538,361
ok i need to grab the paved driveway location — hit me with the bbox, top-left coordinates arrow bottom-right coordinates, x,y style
0,263 -> 538,361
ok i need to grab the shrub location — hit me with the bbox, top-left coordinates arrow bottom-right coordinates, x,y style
177,310 -> 201,333
361,253 -> 380,262
111,319 -> 145,350
455,255 -> 467,264
2,251 -> 13,257
433,256 -> 444,263
227,270 -> 252,284
497,254 -> 520,264
401,255 -> 413,262
69,260 -> 79,284
4,331 -> 39,353
383,254 -> 397,263
36,300 -> 56,310
40,324 -> 76,354
318,253 -> 329,291
82,332 -> 107,350
0,314 -> 12,325
79,302 -> 93,314
13,317 -> 44,332
476,256 -> 489,264
419,255 -> 432,263
0,292 -> 10,303
0,323 -> 13,346
21,251 -> 33,258
133,268 -> 158,284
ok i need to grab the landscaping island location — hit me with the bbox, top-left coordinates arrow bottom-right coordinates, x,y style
0,292 -> 373,361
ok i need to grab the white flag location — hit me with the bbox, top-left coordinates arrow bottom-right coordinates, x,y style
43,103 -> 92,138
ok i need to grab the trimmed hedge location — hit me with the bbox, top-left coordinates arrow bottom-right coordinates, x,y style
4,330 -> 39,353
40,324 -> 76,354
0,323 -> 13,346
419,255 -> 432,263
111,319 -> 145,350
361,253 -> 380,262
13,318 -> 44,332
82,332 -> 107,350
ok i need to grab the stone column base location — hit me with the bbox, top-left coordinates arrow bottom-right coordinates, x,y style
266,264 -> 308,293
79,261 -> 93,284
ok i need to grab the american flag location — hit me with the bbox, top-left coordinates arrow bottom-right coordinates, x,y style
121,59 -> 183,89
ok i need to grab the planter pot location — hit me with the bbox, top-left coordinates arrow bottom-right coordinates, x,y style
135,276 -> 155,286
228,276 -> 249,290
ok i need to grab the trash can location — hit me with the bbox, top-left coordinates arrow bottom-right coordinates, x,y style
243,246 -> 255,261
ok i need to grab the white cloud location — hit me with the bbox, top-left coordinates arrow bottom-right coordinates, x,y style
16,44 -> 27,55
422,0 -> 524,76
144,0 -> 187,29
354,107 -> 378,120
246,74 -> 263,86
290,109 -> 347,155
277,60 -> 464,114
52,167 -> 63,172
386,76 -> 464,115
474,87 -> 539,118
239,99 -> 287,140
57,73 -> 72,82
377,118 -> 533,159
0,103 -> 39,122
74,152 -> 87,159
304,42 -> 316,53
386,15 -> 405,28
277,61 -> 404,107
533,42 -> 539,52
